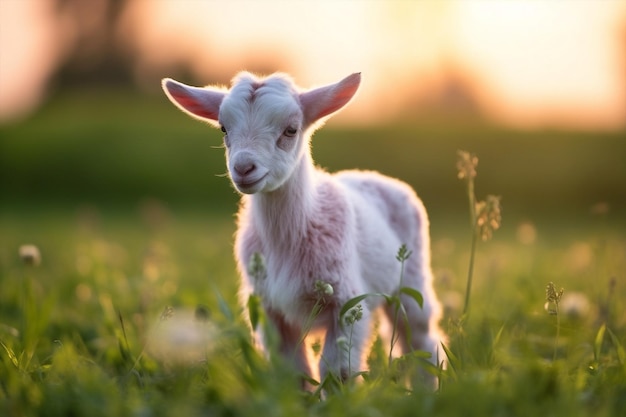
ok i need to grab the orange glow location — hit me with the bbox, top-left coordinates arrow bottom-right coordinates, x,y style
0,1 -> 62,122
1,0 -> 625,130
451,1 -> 626,130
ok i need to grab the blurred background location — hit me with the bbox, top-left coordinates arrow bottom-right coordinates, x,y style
1,0 -> 625,234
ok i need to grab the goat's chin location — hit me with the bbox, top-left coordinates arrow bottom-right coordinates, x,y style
234,179 -> 266,195
231,172 -> 270,194
234,184 -> 259,195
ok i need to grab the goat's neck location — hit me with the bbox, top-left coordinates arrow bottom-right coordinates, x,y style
252,153 -> 317,246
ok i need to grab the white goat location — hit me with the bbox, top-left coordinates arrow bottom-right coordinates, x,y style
162,72 -> 445,383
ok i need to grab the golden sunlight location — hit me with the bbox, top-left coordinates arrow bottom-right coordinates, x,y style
0,1 -> 61,121
452,1 -> 626,129
1,0 -> 625,130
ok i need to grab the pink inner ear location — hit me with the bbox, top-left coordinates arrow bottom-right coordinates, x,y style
316,82 -> 359,118
300,73 -> 361,125
164,79 -> 223,122
172,93 -> 220,120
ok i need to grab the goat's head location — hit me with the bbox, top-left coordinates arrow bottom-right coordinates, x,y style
162,72 -> 361,194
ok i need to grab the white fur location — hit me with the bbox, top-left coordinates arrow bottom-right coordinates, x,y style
162,72 -> 446,383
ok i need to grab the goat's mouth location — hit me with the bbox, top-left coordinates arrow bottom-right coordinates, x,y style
234,174 -> 267,193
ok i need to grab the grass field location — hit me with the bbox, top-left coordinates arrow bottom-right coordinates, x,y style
1,90 -> 625,416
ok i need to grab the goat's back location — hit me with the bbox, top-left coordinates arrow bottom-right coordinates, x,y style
334,169 -> 430,293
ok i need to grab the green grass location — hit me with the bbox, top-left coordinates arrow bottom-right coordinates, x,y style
1,206 -> 624,416
1,89 -> 625,415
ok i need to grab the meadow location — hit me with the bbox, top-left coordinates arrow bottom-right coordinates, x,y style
1,89 -> 625,416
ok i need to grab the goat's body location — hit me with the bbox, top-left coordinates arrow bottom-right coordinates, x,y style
235,156 -> 443,379
162,71 -> 445,384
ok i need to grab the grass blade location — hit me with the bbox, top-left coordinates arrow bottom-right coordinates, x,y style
214,287 -> 234,322
0,340 -> 19,368
247,294 -> 262,331
339,294 -> 372,323
594,323 -> 606,363
606,327 -> 626,367
440,342 -> 459,379
399,287 -> 423,308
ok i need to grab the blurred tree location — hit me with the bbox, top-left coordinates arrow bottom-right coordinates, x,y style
51,0 -> 134,87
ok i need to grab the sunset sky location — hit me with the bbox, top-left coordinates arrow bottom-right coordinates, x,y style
1,0 -> 625,130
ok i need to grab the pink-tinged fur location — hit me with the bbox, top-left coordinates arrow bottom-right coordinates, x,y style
162,72 -> 446,383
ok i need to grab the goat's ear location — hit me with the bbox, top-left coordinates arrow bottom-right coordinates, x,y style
162,78 -> 224,125
299,73 -> 361,125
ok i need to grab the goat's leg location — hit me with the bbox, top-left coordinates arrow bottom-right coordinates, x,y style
267,311 -> 311,380
385,291 -> 440,387
319,307 -> 371,382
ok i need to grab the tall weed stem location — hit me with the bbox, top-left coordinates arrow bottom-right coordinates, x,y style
546,282 -> 564,361
463,177 -> 478,317
463,231 -> 478,317
457,151 -> 501,317
389,245 -> 411,365
457,151 -> 479,317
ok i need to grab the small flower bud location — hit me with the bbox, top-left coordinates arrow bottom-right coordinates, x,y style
475,195 -> 502,241
456,150 -> 478,181
19,244 -> 41,266
314,280 -> 334,298
545,282 -> 564,315
247,252 -> 267,280
336,336 -> 348,347
546,282 -> 564,304
345,304 -> 363,325
160,305 -> 174,321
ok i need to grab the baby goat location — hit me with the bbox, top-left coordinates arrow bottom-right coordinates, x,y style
162,72 -> 445,383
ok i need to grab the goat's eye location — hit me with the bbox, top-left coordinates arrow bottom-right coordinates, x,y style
220,126 -> 227,134
284,127 -> 297,137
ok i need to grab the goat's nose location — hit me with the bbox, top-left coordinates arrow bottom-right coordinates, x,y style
234,161 -> 256,177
